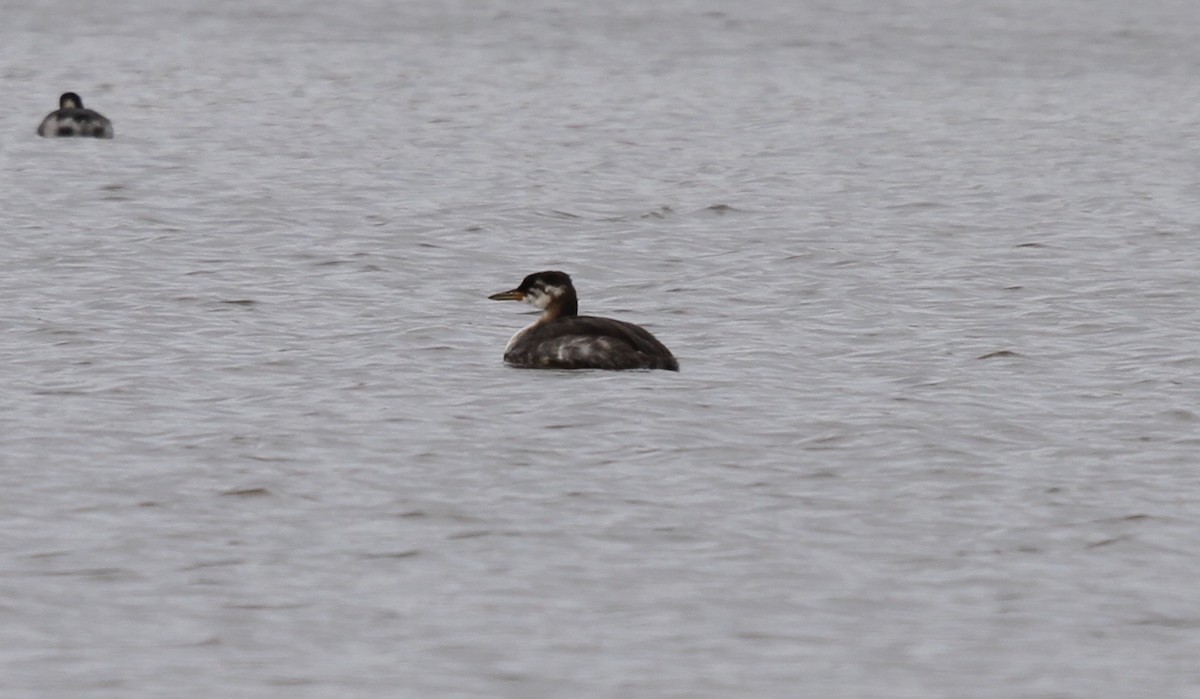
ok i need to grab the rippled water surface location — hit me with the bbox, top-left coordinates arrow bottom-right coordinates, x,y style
4,0 -> 1200,696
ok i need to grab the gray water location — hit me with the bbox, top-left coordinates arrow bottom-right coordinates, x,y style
3,0 -> 1200,696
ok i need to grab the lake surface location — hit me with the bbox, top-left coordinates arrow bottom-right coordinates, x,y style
3,0 -> 1200,696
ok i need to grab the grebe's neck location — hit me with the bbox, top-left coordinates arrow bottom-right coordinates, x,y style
542,288 -> 578,321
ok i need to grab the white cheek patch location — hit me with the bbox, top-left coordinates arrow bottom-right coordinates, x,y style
525,285 -> 563,310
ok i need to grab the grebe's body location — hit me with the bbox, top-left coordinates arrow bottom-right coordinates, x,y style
489,271 -> 678,371
38,92 -> 114,139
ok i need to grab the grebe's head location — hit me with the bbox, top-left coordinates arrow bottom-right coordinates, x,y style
489,270 -> 578,316
59,92 -> 84,109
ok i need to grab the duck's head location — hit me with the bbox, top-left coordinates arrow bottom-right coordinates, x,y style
489,270 -> 578,319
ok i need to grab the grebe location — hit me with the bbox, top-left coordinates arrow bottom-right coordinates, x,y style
488,271 -> 679,371
37,92 -> 114,139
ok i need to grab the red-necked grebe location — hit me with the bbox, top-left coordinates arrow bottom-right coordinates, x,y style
37,92 -> 114,139
488,271 -> 679,371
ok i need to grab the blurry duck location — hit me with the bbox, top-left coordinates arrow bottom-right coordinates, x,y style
38,92 -> 114,139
